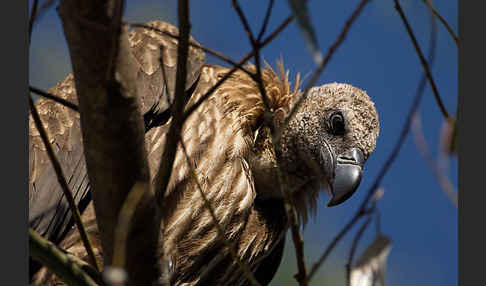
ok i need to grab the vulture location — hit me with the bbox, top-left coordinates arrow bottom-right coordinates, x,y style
29,21 -> 380,285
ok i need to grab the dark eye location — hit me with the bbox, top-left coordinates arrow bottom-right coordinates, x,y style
330,112 -> 346,136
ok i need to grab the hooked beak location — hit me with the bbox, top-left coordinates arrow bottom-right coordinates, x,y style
327,148 -> 365,207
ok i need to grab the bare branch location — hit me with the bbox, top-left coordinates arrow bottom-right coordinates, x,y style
232,0 -> 272,119
29,228 -> 99,286
154,0 -> 192,203
29,95 -> 100,271
28,0 -> 39,45
257,0 -> 275,42
57,1 -> 161,284
30,86 -> 79,112
394,0 -> 451,121
422,0 -> 458,44
232,0 -> 257,46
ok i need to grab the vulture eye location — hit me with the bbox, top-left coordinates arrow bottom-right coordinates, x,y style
330,112 -> 346,136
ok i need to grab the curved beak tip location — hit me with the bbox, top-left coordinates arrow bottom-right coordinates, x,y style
326,148 -> 364,207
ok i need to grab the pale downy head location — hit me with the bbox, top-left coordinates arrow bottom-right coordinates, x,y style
277,82 -> 379,213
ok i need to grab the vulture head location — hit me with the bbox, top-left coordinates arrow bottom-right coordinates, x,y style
275,82 -> 379,213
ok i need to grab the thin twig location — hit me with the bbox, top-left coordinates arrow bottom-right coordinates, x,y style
29,228 -> 98,286
29,95 -> 100,271
232,0 -> 257,46
30,86 -> 80,112
275,163 -> 308,286
28,0 -> 39,45
308,5 -> 439,280
346,216 -> 372,286
154,0 -> 191,203
179,140 -> 261,286
274,0 -> 372,145
232,0 -> 272,117
257,0 -> 275,42
422,0 -> 458,44
394,0 -> 451,121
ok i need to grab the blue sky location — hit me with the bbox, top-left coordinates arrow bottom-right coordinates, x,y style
29,1 -> 458,285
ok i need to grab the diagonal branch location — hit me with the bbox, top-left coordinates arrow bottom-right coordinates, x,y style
257,0 -> 275,42
28,0 -> 39,45
29,95 -> 100,271
30,86 -> 80,112
232,0 -> 257,46
29,228 -> 99,286
154,0 -> 192,204
422,0 -> 458,44
394,0 -> 451,121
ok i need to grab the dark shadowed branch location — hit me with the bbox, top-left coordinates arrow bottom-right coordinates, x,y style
394,0 -> 451,121
28,0 -> 39,45
57,0 -> 161,284
29,228 -> 99,286
30,86 -> 80,112
154,0 -> 191,204
422,0 -> 458,44
29,95 -> 100,271
257,0 -> 275,42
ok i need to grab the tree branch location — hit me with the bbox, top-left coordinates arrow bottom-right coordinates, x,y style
422,0 -> 458,44
153,0 -> 191,204
29,95 -> 99,271
30,86 -> 80,112
29,228 -> 98,286
394,0 -> 451,121
57,1 -> 161,284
